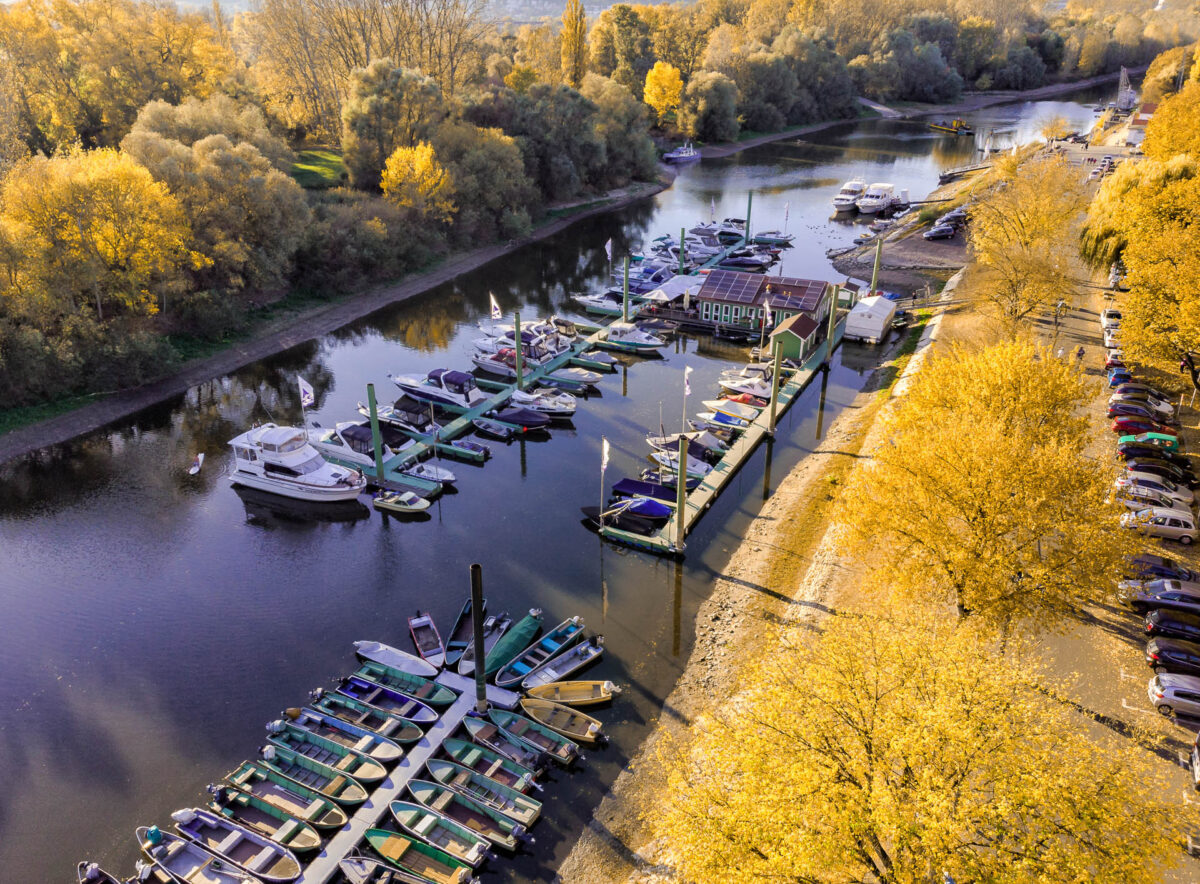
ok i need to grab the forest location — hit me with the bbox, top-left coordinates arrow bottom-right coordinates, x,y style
0,0 -> 1193,408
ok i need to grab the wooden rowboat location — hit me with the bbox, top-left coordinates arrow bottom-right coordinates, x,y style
136,826 -> 258,884
363,827 -> 474,883
281,706 -> 404,764
266,719 -> 387,783
444,597 -> 484,668
426,759 -> 541,826
488,709 -> 580,765
407,780 -> 527,851
354,660 -> 457,707
258,744 -> 368,806
340,854 -> 429,884
354,640 -> 438,678
457,612 -> 512,677
409,610 -> 446,669
171,806 -> 301,883
481,609 -> 542,678
518,698 -> 604,744
494,616 -> 585,689
208,783 -> 322,854
440,737 -> 537,791
223,761 -> 348,830
307,690 -> 424,744
461,715 -> 546,774
524,680 -> 621,707
389,800 -> 490,868
520,635 -> 604,689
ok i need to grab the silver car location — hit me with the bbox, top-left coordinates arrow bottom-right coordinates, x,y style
1119,579 -> 1200,614
1121,507 -> 1198,545
1148,672 -> 1200,717
1114,487 -> 1175,511
1115,471 -> 1195,506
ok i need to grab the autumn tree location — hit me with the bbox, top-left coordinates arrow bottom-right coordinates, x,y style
560,0 -> 589,88
966,155 -> 1088,334
504,66 -> 539,95
678,71 -> 739,142
838,339 -> 1141,629
589,5 -> 656,99
515,22 -> 562,86
580,75 -> 657,185
341,61 -> 447,190
655,607 -> 1186,883
0,150 -> 191,321
1143,80 -> 1200,161
431,120 -> 537,241
643,61 -> 683,125
381,142 -> 457,225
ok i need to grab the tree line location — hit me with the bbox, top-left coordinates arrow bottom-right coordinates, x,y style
0,0 -> 1193,409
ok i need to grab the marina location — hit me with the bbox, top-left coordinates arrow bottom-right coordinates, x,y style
0,89 -> 1113,883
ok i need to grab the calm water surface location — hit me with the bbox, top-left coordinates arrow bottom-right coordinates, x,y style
0,91 -> 1105,882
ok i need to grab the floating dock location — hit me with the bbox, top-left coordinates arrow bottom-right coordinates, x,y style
294,672 -> 520,884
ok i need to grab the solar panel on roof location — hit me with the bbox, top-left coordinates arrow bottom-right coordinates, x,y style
700,270 -> 764,303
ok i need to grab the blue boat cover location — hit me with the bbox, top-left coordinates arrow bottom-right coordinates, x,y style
612,478 -> 677,503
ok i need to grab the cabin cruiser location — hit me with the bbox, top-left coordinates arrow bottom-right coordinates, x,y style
611,263 -> 677,295
472,328 -> 572,359
600,321 -> 665,353
693,217 -> 746,241
477,316 -> 577,342
393,368 -> 490,411
720,363 -> 775,399
832,178 -> 866,213
856,183 -> 895,215
510,387 -> 577,418
471,343 -> 556,377
358,395 -> 443,436
308,421 -> 415,469
573,289 -> 644,317
662,141 -> 700,163
227,423 -> 366,502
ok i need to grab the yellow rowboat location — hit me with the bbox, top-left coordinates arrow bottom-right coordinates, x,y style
524,680 -> 620,708
518,698 -> 605,744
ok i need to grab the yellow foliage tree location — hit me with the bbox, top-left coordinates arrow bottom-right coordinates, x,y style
0,150 -> 192,321
655,607 -> 1186,883
560,0 -> 589,89
1142,81 -> 1200,160
643,61 -> 683,125
380,142 -> 457,225
966,155 -> 1088,334
503,65 -> 539,95
838,339 -> 1141,628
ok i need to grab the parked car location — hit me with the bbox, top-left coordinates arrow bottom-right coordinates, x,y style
1107,369 -> 1133,387
1117,432 -> 1181,453
1100,308 -> 1122,330
1120,579 -> 1200,614
1114,382 -> 1168,400
1115,487 -> 1177,511
1123,458 -> 1198,489
1147,672 -> 1200,717
1115,472 -> 1194,505
1111,416 -> 1173,436
1109,392 -> 1175,420
1192,733 -> 1200,789
1145,608 -> 1200,641
1119,441 -> 1191,463
1121,506 -> 1198,544
1107,402 -> 1161,422
936,209 -> 967,227
923,224 -> 956,240
1105,351 -> 1127,371
1146,637 -> 1200,676
1127,553 -> 1200,582
1103,329 -> 1122,349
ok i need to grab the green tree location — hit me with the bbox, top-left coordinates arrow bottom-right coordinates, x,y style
504,65 -> 539,94
432,120 -> 537,242
643,61 -> 683,124
655,606 -> 1186,883
560,0 -> 588,88
381,142 -> 457,225
580,74 -> 657,185
678,71 -> 739,142
589,5 -> 655,99
341,60 -> 447,190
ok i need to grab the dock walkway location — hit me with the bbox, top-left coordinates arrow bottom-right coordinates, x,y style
295,673 -> 519,884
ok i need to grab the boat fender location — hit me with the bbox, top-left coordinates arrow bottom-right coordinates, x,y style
266,719 -> 286,734
171,808 -> 198,825
83,863 -> 102,881
262,746 -> 277,762
283,707 -> 303,720
146,826 -> 163,846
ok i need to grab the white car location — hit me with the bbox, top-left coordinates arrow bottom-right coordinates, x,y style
1121,506 -> 1198,545
1115,471 -> 1194,506
1103,327 -> 1121,349
1109,392 -> 1175,420
1100,308 -> 1121,331
1148,672 -> 1200,716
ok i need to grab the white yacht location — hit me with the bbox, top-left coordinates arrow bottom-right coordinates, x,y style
510,387 -> 577,418
227,424 -> 366,502
600,321 -> 665,353
832,178 -> 866,213
470,343 -> 556,378
855,183 -> 895,215
308,421 -> 414,469
649,448 -> 713,479
358,395 -> 442,436
392,369 -> 490,411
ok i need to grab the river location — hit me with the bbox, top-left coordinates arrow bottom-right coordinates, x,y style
0,88 -> 1107,882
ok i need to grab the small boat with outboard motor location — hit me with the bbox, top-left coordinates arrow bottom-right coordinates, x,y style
206,782 -> 323,854
257,743 -> 368,805
582,504 -> 661,536
353,661 -> 456,706
509,387 -> 577,418
458,611 -> 513,677
472,417 -> 517,441
487,709 -> 580,765
171,806 -> 302,882
136,825 -> 260,884
279,704 -> 405,763
362,827 -> 475,883
521,635 -> 605,689
649,448 -> 714,478
439,737 -> 537,792
336,674 -> 439,724
525,679 -> 621,707
493,616 -> 586,689
426,759 -> 542,826
406,779 -> 529,851
222,759 -> 349,829
307,689 -> 424,744
461,715 -> 547,775
389,800 -> 490,868
354,641 -> 439,678
482,609 -> 543,678
518,698 -> 604,744
487,405 -> 551,431
76,863 -> 124,884
372,490 -> 432,514
595,321 -> 665,354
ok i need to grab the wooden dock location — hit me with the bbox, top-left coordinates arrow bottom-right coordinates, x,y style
294,672 -> 520,884
600,319 -> 846,556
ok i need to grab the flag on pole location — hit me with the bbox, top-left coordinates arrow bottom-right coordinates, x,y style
783,202 -> 790,228
298,376 -> 315,408
601,436 -> 610,472
710,197 -> 716,222
763,298 -> 774,329
684,365 -> 693,396
604,238 -> 613,262
489,292 -> 502,320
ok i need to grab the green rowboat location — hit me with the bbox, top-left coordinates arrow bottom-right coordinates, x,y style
426,759 -> 541,826
493,616 -> 585,689
488,709 -> 580,765
389,800 -> 490,868
266,720 -> 387,783
208,783 -> 322,853
258,744 -> 368,805
309,690 -> 424,744
354,661 -> 458,707
363,827 -> 473,884
482,608 -> 543,678
223,760 -> 347,829
407,780 -> 526,851
460,715 -> 546,774
440,737 -> 537,792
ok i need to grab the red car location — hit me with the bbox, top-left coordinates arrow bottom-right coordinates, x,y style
1112,416 -> 1175,436
1105,353 -> 1126,370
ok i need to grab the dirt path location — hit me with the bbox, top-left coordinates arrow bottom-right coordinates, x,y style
0,179 -> 668,468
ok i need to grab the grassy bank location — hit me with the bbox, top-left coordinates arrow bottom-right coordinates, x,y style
291,149 -> 347,189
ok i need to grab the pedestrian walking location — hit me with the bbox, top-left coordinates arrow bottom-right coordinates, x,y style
1076,345 -> 1085,365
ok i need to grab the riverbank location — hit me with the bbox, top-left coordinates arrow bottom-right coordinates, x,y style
0,176 -> 672,469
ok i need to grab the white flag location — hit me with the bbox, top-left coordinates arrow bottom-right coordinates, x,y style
604,238 -> 613,262
710,197 -> 715,222
298,376 -> 315,408
601,436 -> 610,472
783,202 -> 789,227
684,365 -> 693,397
763,299 -> 774,329
489,292 -> 502,320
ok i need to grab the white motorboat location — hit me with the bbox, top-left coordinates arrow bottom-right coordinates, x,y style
696,410 -> 750,430
227,424 -> 366,503
702,399 -> 759,422
599,321 -> 665,354
358,396 -> 442,437
720,375 -> 774,399
308,421 -> 414,470
663,141 -> 700,162
649,449 -> 712,478
856,183 -> 895,215
832,178 -> 866,213
401,460 -> 457,485
471,344 -> 556,378
646,430 -> 728,454
353,640 -> 439,678
510,388 -> 577,418
693,217 -> 746,241
573,290 -> 645,317
392,369 -> 490,411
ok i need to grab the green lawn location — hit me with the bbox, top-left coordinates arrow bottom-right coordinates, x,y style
291,148 -> 347,189
0,394 -> 112,437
